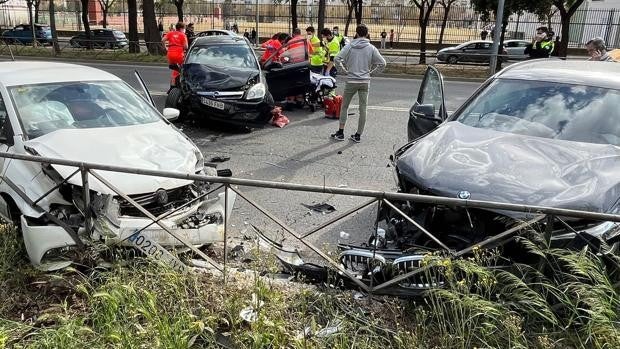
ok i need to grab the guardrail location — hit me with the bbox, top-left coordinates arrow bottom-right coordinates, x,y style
1,150 -> 618,295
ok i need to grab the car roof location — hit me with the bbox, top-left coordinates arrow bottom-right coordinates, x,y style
0,61 -> 121,86
193,35 -> 246,46
496,59 -> 620,90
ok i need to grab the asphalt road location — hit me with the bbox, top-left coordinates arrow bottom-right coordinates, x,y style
14,59 -> 482,252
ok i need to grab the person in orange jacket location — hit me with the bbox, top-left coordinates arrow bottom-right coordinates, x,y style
162,22 -> 188,88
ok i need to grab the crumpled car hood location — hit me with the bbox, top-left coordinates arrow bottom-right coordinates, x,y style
396,121 -> 620,215
24,122 -> 197,195
183,63 -> 259,91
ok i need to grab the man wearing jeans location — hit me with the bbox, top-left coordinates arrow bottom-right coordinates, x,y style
331,25 -> 386,143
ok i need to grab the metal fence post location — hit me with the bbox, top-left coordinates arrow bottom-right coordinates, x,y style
80,166 -> 92,234
223,184 -> 229,284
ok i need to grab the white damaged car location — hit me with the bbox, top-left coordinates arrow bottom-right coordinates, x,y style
0,62 -> 235,269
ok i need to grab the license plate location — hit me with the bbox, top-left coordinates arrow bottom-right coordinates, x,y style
127,230 -> 188,272
201,97 -> 225,110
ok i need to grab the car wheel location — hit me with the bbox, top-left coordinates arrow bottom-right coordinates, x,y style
165,87 -> 187,121
447,55 -> 458,64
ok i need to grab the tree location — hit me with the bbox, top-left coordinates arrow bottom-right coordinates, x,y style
128,0 -> 140,53
353,0 -> 362,25
25,0 -> 34,24
438,0 -> 457,45
143,0 -> 165,55
172,0 -> 184,22
290,0 -> 299,30
97,0 -> 117,28
343,0 -> 362,36
79,0 -> 92,48
553,0 -> 586,57
412,0 -> 438,64
34,0 -> 42,23
49,0 -> 61,54
318,0 -> 326,32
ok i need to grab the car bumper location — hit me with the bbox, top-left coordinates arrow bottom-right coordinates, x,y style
22,189 -> 236,269
186,94 -> 271,125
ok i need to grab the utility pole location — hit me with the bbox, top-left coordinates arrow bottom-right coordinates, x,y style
212,0 -> 215,29
255,0 -> 259,45
488,0 -> 505,75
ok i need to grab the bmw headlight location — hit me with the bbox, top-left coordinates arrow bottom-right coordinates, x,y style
246,83 -> 266,100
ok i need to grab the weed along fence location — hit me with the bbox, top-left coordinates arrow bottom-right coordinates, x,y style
1,151 -> 619,296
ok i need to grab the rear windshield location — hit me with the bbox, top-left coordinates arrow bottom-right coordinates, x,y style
455,79 -> 620,146
186,44 -> 257,69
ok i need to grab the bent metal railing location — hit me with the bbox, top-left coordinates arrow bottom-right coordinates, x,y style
2,151 -> 619,294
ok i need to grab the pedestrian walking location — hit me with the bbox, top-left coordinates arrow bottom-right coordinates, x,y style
389,29 -> 395,49
380,29 -> 387,49
480,27 -> 488,40
251,28 -> 257,44
158,21 -> 164,38
586,37 -> 616,61
243,29 -> 250,40
331,24 -> 386,143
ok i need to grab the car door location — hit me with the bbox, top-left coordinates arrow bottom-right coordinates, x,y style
460,43 -> 478,62
0,90 -> 12,221
263,39 -> 310,101
474,42 -> 492,62
407,66 -> 447,141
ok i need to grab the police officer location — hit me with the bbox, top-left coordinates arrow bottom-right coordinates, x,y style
321,28 -> 341,76
525,26 -> 554,59
333,26 -> 345,49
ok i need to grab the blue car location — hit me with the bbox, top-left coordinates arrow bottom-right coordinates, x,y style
1,24 -> 52,45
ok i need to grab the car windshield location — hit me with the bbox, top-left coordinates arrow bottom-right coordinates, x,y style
9,81 -> 162,139
186,44 -> 256,69
455,79 -> 620,146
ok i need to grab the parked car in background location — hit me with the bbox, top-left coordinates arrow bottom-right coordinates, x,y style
195,30 -> 238,38
70,29 -> 128,49
0,61 -> 235,270
436,40 -> 507,64
1,24 -> 52,45
503,39 -> 530,60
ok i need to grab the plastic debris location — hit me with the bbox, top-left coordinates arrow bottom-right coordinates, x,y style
302,202 -> 336,214
316,320 -> 342,338
209,155 -> 230,163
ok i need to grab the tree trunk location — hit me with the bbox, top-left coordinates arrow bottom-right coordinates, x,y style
317,0 -> 326,32
143,0 -> 165,55
49,0 -> 60,54
27,2 -> 33,25
291,0 -> 298,30
174,0 -> 184,22
495,21 -> 507,71
354,0 -> 362,25
344,1 -> 354,36
559,15 -> 570,58
128,0 -> 140,53
438,4 -> 450,45
34,1 -> 40,23
80,0 -> 92,49
102,9 -> 108,28
419,7 -> 427,64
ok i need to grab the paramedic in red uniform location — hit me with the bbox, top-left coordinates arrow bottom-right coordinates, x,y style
162,22 -> 188,88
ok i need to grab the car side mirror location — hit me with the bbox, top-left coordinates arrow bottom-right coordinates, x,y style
411,103 -> 436,119
265,61 -> 283,71
162,108 -> 180,121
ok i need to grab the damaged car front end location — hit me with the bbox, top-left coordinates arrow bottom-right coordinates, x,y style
0,62 -> 236,269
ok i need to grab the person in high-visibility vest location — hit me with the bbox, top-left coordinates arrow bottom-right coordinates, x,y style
321,28 -> 341,76
525,26 -> 554,59
333,26 -> 346,49
306,26 -> 324,74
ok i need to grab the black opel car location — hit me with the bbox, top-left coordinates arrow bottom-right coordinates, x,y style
166,35 -> 310,126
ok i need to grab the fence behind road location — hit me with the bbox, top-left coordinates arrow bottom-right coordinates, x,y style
2,2 -> 619,48
1,150 -> 618,296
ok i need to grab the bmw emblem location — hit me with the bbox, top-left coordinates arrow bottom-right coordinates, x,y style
156,189 -> 169,205
457,191 -> 471,200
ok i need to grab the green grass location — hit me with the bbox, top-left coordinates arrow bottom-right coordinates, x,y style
1,224 -> 618,348
0,44 -> 166,63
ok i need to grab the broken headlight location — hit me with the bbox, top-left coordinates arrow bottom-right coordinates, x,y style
245,83 -> 266,100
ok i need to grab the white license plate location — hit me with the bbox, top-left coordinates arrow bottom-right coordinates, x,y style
127,230 -> 188,272
201,97 -> 225,110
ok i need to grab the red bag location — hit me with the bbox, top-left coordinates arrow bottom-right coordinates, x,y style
270,107 -> 290,128
324,95 -> 342,119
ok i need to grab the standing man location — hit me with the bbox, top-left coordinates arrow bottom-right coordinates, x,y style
186,23 -> 195,46
389,29 -> 395,49
251,28 -> 257,44
162,22 -> 188,88
307,26 -> 324,74
321,28 -> 341,76
331,24 -> 386,143
525,26 -> 554,59
380,29 -> 387,49
333,26 -> 345,49
158,21 -> 164,38
586,37 -> 616,61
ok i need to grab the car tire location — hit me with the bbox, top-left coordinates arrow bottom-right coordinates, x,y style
165,87 -> 187,121
447,55 -> 458,64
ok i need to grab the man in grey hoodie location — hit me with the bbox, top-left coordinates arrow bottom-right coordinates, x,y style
331,24 -> 386,142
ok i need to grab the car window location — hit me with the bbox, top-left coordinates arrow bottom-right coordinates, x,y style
9,81 -> 163,139
277,38 -> 308,65
505,42 -> 517,48
186,44 -> 256,69
518,41 -> 529,47
455,79 -> 620,146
